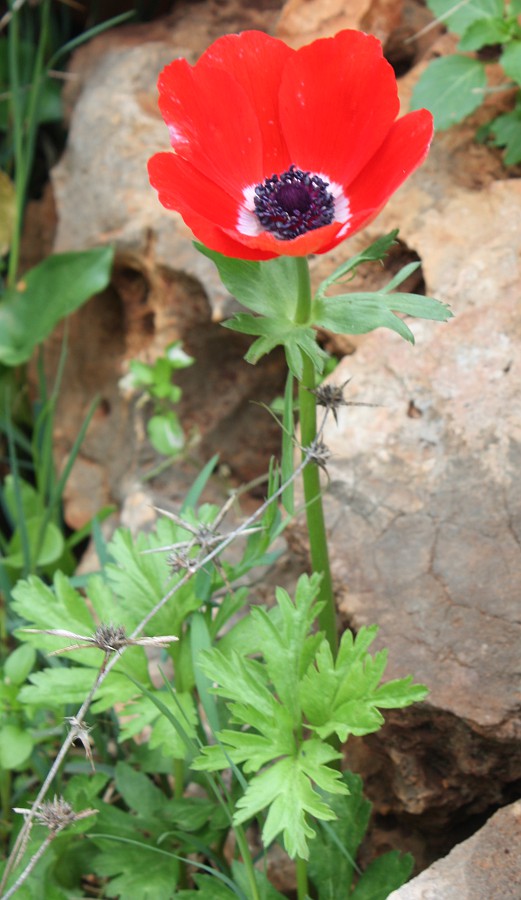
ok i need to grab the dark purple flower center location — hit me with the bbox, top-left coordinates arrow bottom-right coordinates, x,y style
254,165 -> 335,241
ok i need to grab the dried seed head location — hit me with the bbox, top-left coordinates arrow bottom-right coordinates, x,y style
311,378 -> 378,424
13,796 -> 96,833
311,380 -> 351,424
306,439 -> 331,473
34,797 -> 77,831
166,551 -> 197,575
93,624 -> 127,652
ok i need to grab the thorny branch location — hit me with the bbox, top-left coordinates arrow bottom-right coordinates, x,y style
1,407 -> 338,897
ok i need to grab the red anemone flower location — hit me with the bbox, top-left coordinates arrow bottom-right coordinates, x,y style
148,30 -> 433,261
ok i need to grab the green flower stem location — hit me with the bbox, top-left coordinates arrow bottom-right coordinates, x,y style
173,758 -> 188,889
234,823 -> 261,900
294,257 -> 338,657
296,855 -> 309,900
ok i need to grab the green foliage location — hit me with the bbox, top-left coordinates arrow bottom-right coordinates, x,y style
308,772 -> 413,899
199,236 -> 452,377
126,341 -> 194,457
0,36 -> 63,136
0,247 -> 114,366
411,0 -> 521,163
192,574 -> 427,860
411,56 -> 487,131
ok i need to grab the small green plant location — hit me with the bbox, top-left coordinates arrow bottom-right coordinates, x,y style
124,341 -> 195,459
411,0 -> 521,164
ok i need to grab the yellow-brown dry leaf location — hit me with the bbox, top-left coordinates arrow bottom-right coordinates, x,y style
0,170 -> 16,257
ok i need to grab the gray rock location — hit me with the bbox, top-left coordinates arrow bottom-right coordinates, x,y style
51,38 -> 232,316
387,801 -> 521,899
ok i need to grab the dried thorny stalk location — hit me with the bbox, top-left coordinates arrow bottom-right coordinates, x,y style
1,402 -> 342,897
3,798 -> 96,900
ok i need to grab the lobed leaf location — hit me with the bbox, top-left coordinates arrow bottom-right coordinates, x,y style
312,291 -> 452,345
300,627 -> 427,742
233,746 -> 343,860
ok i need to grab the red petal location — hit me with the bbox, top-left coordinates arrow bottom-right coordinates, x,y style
157,58 -> 263,196
279,30 -> 399,187
227,221 -> 345,258
148,152 -> 274,260
148,152 -> 241,226
337,109 -> 434,240
198,31 -> 293,178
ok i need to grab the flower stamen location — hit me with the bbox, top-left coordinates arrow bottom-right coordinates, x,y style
253,165 -> 335,240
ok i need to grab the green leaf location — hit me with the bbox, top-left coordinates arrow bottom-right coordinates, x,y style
147,412 -> 185,456
352,851 -> 414,899
501,41 -> 521,85
316,231 -> 399,297
191,612 -> 221,734
13,572 -> 97,658
4,516 -> 64,568
4,643 -> 36,685
2,473 -> 45,523
231,861 -> 287,900
308,772 -> 371,898
248,574 -> 323,717
0,247 -> 114,366
0,724 -> 34,769
426,0 -> 504,36
105,524 -> 201,637
233,744 -> 344,859
18,665 -> 136,710
115,762 -> 169,819
223,310 -> 329,378
486,107 -> 521,163
196,244 -> 300,318
0,38 -> 63,131
92,836 -> 179,900
458,17 -> 512,51
300,627 -> 425,743
410,55 -> 487,129
177,878 -> 237,899
374,676 -> 428,708
313,290 -> 452,344
117,687 -> 198,759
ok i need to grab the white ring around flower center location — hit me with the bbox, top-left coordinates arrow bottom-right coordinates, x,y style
237,174 -> 351,238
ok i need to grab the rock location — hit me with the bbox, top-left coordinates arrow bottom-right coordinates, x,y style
276,0 -> 403,47
387,801 -> 521,899
308,135 -> 521,850
52,38 -> 233,317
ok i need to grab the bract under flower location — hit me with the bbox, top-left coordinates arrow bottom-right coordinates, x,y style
148,30 -> 433,261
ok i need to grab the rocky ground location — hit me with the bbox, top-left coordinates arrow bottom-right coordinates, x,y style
24,0 -> 521,896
